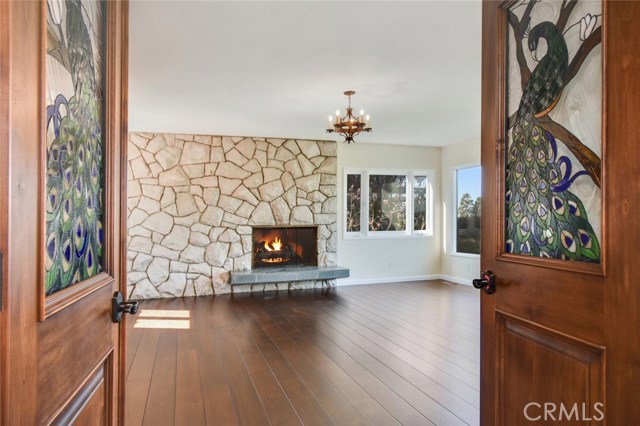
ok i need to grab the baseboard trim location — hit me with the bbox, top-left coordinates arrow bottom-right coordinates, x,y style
338,274 -> 441,286
439,274 -> 473,287
338,274 -> 473,287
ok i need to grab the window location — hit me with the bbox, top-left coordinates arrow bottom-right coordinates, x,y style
368,175 -> 406,232
345,174 -> 361,232
413,175 -> 428,231
455,166 -> 481,255
345,169 -> 433,238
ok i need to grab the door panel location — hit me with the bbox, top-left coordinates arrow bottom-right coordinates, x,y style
2,1 -> 129,424
482,0 -> 640,425
51,359 -> 108,426
491,262 -> 604,344
38,285 -> 114,422
70,375 -> 107,426
498,313 -> 604,426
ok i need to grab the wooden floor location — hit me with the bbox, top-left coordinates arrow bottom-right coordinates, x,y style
125,281 -> 480,426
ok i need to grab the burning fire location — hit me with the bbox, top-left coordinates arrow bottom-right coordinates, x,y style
264,237 -> 283,252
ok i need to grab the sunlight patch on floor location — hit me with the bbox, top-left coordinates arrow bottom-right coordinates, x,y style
133,309 -> 191,329
138,309 -> 191,318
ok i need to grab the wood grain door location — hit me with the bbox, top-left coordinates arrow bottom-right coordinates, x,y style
1,1 -> 129,424
481,1 -> 640,425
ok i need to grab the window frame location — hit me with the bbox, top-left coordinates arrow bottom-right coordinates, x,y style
452,164 -> 481,257
344,168 -> 434,240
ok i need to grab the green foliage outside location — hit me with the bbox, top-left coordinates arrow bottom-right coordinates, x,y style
369,175 -> 406,231
346,174 -> 429,233
346,174 -> 361,232
457,193 -> 481,254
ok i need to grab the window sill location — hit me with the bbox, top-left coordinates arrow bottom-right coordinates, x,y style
451,252 -> 480,259
344,232 -> 432,240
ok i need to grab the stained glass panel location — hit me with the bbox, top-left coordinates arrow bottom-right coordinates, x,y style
505,0 -> 602,263
45,0 -> 106,295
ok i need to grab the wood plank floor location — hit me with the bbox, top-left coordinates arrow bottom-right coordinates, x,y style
125,280 -> 480,426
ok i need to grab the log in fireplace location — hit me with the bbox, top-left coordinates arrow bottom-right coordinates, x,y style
252,226 -> 317,269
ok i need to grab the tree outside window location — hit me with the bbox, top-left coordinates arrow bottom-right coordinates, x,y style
456,166 -> 481,254
368,175 -> 406,232
346,174 -> 361,232
413,176 -> 428,231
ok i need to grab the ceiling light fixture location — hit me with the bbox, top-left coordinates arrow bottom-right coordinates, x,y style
326,90 -> 372,143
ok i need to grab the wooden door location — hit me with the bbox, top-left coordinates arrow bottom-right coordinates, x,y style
1,1 -> 129,424
481,0 -> 640,425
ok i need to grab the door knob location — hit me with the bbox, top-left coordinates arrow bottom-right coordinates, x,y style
473,270 -> 496,294
111,291 -> 139,323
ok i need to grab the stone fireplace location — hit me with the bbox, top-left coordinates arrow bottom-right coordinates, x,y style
252,226 -> 317,269
126,132 -> 338,299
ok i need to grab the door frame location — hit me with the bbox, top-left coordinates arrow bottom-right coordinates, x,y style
117,2 -> 130,423
0,1 -> 9,423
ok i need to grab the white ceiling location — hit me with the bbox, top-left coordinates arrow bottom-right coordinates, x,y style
129,0 -> 482,147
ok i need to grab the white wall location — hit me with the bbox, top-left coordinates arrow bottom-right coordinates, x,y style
440,138 -> 481,285
337,143 -> 442,285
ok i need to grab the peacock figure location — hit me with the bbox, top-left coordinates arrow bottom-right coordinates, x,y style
45,0 -> 104,294
506,21 -> 600,262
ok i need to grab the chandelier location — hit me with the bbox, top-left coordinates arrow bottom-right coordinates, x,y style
326,90 -> 372,143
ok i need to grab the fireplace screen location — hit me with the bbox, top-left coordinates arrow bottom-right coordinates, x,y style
252,226 -> 317,269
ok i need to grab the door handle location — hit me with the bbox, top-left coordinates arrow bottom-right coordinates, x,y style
111,291 -> 139,323
473,270 -> 496,295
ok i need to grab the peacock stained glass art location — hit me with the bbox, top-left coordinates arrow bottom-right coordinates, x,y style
45,0 -> 106,295
505,0 -> 602,263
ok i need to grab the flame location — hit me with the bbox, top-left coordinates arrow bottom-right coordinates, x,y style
263,237 -> 283,252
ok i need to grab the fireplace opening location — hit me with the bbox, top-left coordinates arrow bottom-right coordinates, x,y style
252,226 -> 317,269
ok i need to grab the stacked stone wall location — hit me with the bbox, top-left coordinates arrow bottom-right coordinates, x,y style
127,133 -> 337,299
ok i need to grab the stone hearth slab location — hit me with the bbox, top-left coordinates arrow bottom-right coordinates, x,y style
230,265 -> 349,285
